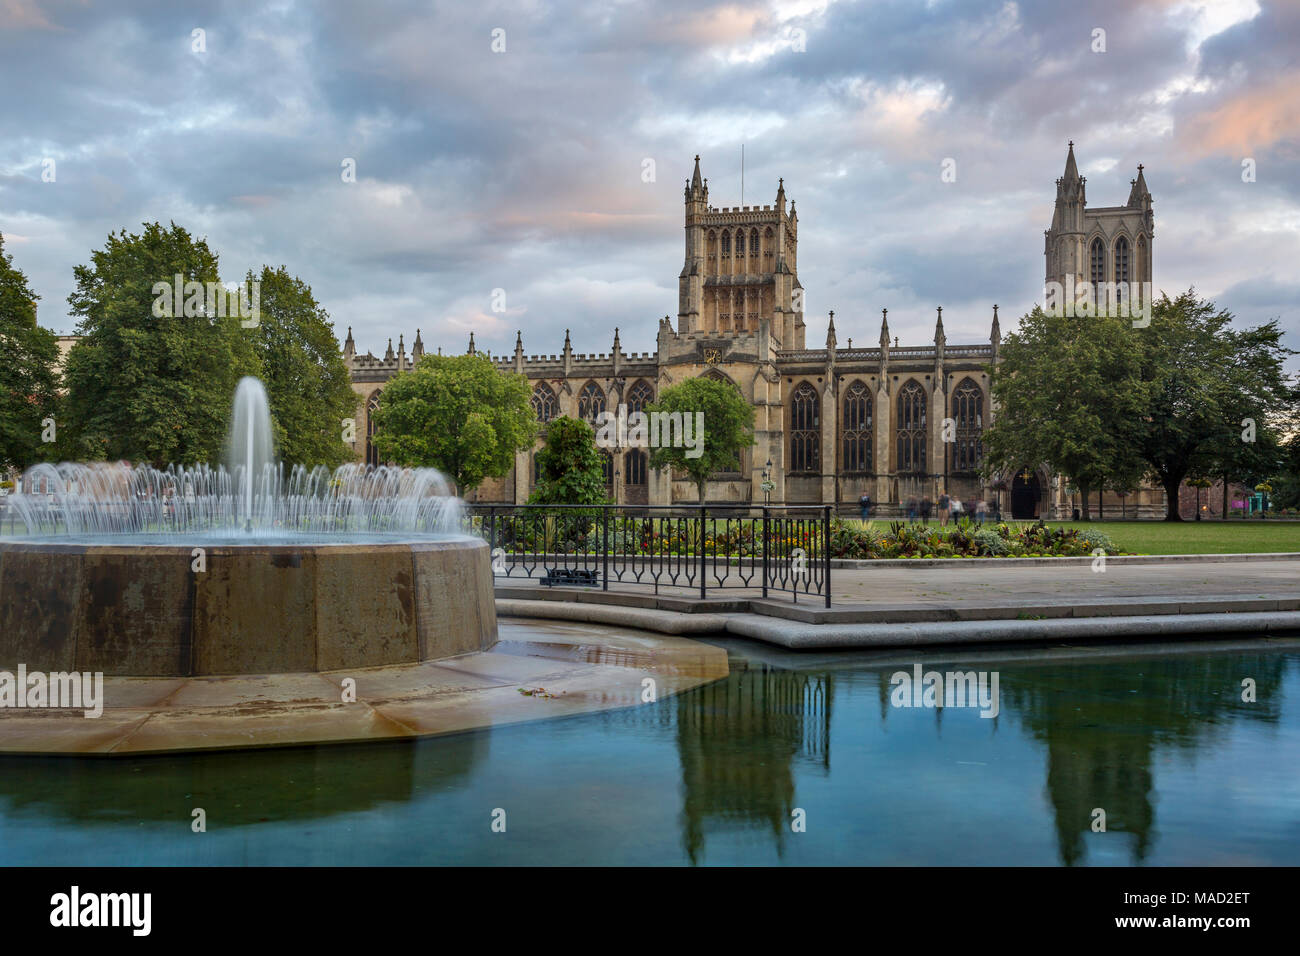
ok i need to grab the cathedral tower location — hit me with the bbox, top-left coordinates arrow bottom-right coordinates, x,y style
677,156 -> 804,347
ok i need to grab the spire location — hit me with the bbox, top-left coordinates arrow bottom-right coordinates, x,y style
397,333 -> 405,370
1062,140 -> 1079,182
934,305 -> 945,344
825,310 -> 836,350
1128,163 -> 1150,207
467,331 -> 475,355
412,328 -> 424,360
514,329 -> 523,354
776,176 -> 786,211
343,326 -> 355,359
397,333 -> 405,356
991,304 -> 1001,345
384,337 -> 394,362
878,308 -> 890,351
612,326 -> 621,352
691,155 -> 702,192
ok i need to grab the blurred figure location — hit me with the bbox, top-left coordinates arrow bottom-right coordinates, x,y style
906,496 -> 918,523
976,499 -> 987,524
859,491 -> 872,520
920,496 -> 932,526
938,492 -> 950,527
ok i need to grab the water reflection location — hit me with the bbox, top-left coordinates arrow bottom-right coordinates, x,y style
0,638 -> 1296,865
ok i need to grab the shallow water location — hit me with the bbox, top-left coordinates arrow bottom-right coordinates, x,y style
1,634 -> 1297,866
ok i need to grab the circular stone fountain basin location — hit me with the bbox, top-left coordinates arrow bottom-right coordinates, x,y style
0,536 -> 496,677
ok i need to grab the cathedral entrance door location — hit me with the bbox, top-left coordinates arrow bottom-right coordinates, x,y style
1010,471 -> 1040,519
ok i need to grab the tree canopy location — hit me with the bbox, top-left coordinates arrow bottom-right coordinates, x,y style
370,352 -> 535,492
0,234 -> 60,472
250,265 -> 356,468
61,222 -> 259,466
985,290 -> 1294,520
647,375 -> 755,503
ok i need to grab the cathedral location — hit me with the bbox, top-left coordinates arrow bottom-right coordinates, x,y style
346,145 -> 1167,519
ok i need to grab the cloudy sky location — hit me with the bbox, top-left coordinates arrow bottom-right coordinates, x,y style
2,0 -> 1297,368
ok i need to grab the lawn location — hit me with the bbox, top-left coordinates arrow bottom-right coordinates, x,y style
1044,520 -> 1300,555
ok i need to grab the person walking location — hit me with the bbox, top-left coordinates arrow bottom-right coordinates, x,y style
919,496 -> 932,526
938,492 -> 950,527
976,499 -> 987,525
907,496 -> 918,523
859,492 -> 872,520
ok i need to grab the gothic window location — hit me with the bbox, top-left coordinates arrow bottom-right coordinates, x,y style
896,380 -> 926,474
721,232 -> 731,255
530,382 -> 557,422
750,228 -> 759,256
578,381 -> 606,423
951,378 -> 984,472
626,379 -> 654,415
365,390 -> 383,468
842,380 -> 872,472
1115,236 -> 1130,284
789,381 -> 820,473
735,230 -> 745,255
626,448 -> 647,486
1090,238 -> 1105,287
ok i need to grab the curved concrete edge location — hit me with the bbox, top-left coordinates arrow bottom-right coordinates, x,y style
723,611 -> 1300,649
831,552 -> 1300,569
498,599 -> 1300,650
496,598 -> 731,634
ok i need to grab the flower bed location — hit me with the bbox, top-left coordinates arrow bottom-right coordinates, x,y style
830,518 -> 1122,559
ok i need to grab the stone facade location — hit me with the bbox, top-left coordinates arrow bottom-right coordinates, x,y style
347,148 -> 1168,519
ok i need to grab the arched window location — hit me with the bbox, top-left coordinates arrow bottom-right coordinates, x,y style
1114,236 -> 1130,285
721,232 -> 731,255
842,380 -> 872,472
749,228 -> 759,256
735,230 -> 745,256
951,378 -> 984,472
530,382 -> 557,422
578,381 -> 605,423
789,382 -> 820,473
1090,237 -> 1105,287
365,390 -> 383,468
626,448 -> 647,486
600,449 -> 614,488
626,379 -> 654,415
896,380 -> 926,474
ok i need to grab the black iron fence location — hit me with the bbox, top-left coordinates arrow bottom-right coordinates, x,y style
466,504 -> 831,606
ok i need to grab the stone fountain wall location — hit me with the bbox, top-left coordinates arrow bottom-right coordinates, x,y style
0,538 -> 496,677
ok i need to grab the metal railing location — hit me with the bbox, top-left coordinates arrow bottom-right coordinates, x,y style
466,504 -> 831,606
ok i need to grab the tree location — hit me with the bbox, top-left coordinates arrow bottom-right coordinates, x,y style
250,266 -> 356,468
529,416 -> 608,506
647,375 -> 755,503
1132,291 -> 1293,520
61,222 -> 260,466
0,234 -> 60,472
370,352 -> 534,493
983,306 -> 1145,519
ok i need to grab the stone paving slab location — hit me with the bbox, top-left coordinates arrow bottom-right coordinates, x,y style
0,620 -> 729,756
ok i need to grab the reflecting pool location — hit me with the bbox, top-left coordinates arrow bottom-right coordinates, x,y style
1,627 -> 1297,866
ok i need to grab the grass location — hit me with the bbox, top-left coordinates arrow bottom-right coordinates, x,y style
1042,520 -> 1300,555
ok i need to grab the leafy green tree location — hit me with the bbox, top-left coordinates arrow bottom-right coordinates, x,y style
1132,291 -> 1293,520
61,222 -> 259,466
250,265 -> 356,468
370,352 -> 534,493
983,306 -> 1145,519
528,415 -> 608,506
647,375 -> 755,503
0,234 -> 60,472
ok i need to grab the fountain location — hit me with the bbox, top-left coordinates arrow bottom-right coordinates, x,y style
0,377 -> 496,677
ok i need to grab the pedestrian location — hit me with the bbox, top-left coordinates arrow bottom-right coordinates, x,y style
920,496 -> 932,526
907,496 -> 918,523
951,497 -> 964,524
938,492 -> 950,527
859,491 -> 872,520
976,499 -> 987,525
